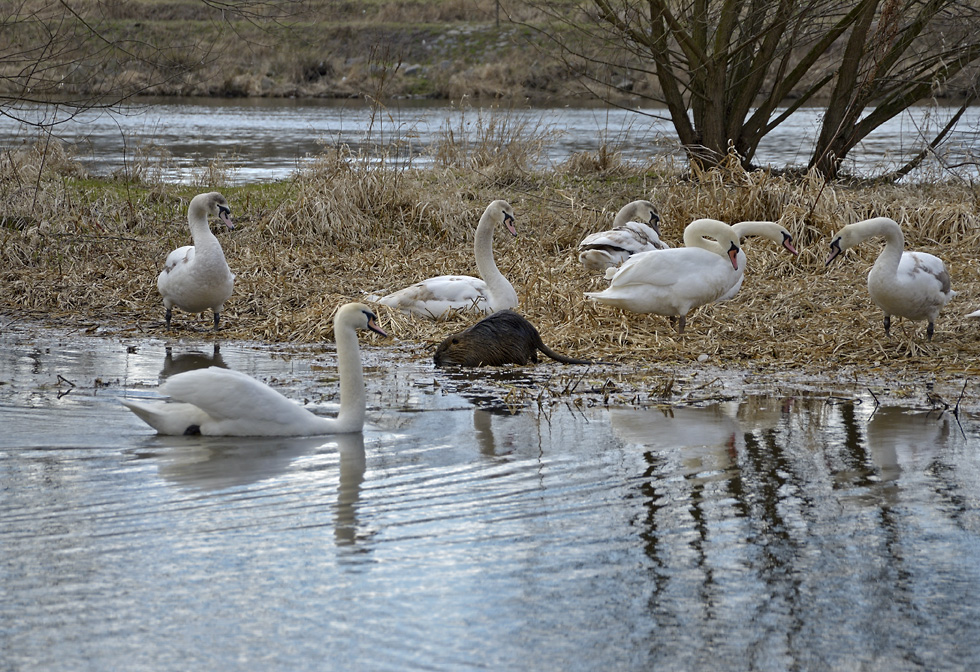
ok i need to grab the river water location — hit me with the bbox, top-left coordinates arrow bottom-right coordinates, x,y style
2,320 -> 979,670
2,97 -> 979,183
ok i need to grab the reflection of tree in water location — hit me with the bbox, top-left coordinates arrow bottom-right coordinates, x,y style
628,392 -> 978,667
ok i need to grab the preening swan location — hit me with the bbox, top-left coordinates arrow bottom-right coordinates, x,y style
157,192 -> 235,330
122,303 -> 387,436
826,217 -> 954,339
585,218 -> 741,333
709,221 -> 798,302
578,199 -> 667,271
377,200 -> 518,319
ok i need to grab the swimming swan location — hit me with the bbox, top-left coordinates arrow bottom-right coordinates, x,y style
578,199 -> 668,271
707,221 -> 798,301
585,218 -> 741,333
122,303 -> 387,436
378,200 -> 518,319
157,192 -> 235,330
826,217 -> 954,340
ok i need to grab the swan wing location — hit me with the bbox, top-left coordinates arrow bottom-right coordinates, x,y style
121,399 -> 212,435
580,222 -> 668,253
609,248 -> 719,288
379,275 -> 492,318
161,245 -> 195,274
899,251 -> 953,296
161,367 -> 317,426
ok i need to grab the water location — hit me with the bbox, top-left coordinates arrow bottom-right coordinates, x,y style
3,97 -> 979,183
1,321 -> 979,670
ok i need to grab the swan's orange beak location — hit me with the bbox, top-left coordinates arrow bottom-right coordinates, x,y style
782,233 -> 798,256
367,316 -> 388,338
728,242 -> 740,270
218,206 -> 234,230
503,212 -> 518,237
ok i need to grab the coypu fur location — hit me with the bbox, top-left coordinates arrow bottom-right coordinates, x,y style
434,310 -> 594,367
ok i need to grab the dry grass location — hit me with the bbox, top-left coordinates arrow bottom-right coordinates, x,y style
2,139 -> 980,402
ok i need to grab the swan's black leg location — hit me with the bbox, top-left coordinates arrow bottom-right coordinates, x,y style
677,315 -> 686,334
883,314 -> 891,336
213,311 -> 220,331
165,307 -> 173,329
927,320 -> 935,340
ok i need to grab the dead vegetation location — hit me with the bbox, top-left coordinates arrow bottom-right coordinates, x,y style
2,136 -> 979,399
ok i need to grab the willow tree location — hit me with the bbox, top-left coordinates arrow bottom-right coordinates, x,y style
521,0 -> 980,178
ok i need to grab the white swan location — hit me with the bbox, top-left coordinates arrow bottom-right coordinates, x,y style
122,303 -> 387,436
585,218 -> 741,333
578,199 -> 668,271
157,192 -> 236,330
705,220 -> 798,302
826,217 -> 954,339
377,200 -> 518,319
967,309 -> 980,319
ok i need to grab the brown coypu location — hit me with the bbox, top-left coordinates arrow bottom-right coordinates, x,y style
434,310 -> 595,367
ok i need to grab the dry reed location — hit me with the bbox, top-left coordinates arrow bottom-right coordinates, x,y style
2,138 -> 979,407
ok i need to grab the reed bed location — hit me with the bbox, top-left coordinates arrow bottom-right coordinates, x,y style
2,138 -> 980,405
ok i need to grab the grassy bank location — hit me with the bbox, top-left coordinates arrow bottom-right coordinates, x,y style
2,133 -> 980,409
1,0 -> 601,102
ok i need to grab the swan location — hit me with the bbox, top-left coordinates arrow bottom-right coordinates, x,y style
157,192 -> 236,330
967,309 -> 980,319
377,200 -> 518,319
585,218 -> 741,333
704,220 -> 798,301
121,303 -> 387,436
826,217 -> 954,339
578,199 -> 668,271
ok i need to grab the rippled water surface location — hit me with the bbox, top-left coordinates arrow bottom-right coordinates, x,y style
2,98 -> 979,182
2,323 -> 980,671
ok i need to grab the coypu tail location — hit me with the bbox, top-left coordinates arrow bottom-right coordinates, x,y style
533,338 -> 596,365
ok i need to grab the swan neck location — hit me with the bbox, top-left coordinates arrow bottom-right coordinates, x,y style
860,219 -> 904,271
474,211 -> 509,293
332,324 -> 366,432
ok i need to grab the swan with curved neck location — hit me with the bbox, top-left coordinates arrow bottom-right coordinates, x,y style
686,220 -> 798,301
826,217 -> 954,339
122,303 -> 387,436
578,199 -> 668,271
157,192 -> 235,330
585,218 -> 741,333
378,200 -> 518,319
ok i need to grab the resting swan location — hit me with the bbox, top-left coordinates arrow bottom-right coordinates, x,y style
157,192 -> 235,330
378,200 -> 518,319
697,220 -> 799,302
585,218 -> 741,333
578,199 -> 668,271
122,303 -> 387,436
826,217 -> 954,340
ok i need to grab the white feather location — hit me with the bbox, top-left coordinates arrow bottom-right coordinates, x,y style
122,303 -> 386,436
157,192 -> 235,330
378,200 -> 518,319
827,217 -> 955,339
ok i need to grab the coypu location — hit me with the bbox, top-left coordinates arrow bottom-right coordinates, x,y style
434,310 -> 595,367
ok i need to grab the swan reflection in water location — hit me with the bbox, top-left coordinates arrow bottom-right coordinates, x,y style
160,344 -> 227,380
609,403 -> 742,475
138,432 -> 368,546
866,405 -> 953,482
